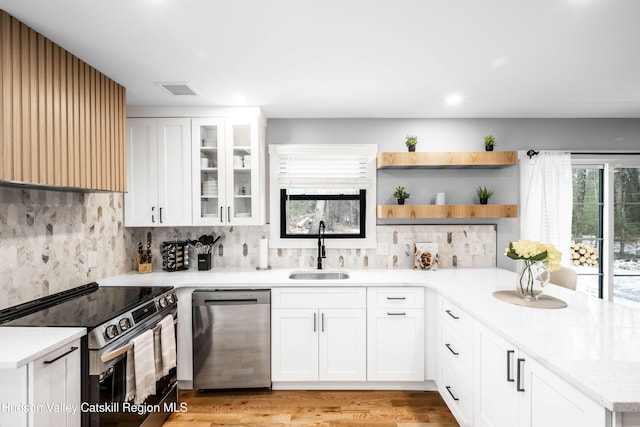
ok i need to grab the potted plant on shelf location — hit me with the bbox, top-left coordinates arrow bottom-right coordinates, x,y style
484,135 -> 496,151
476,185 -> 494,204
394,186 -> 410,205
405,135 -> 418,152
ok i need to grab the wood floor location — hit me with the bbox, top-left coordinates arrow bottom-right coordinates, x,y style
163,389 -> 459,427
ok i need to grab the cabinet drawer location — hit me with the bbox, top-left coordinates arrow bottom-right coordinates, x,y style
440,322 -> 472,378
272,287 -> 366,309
439,363 -> 472,427
440,297 -> 472,338
367,287 -> 424,308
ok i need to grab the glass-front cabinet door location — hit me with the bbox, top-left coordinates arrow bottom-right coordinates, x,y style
192,116 -> 263,225
192,118 -> 225,225
226,117 -> 259,224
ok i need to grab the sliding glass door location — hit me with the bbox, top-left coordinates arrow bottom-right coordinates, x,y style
571,157 -> 640,308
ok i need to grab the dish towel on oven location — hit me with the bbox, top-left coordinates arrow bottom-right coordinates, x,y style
159,314 -> 177,376
127,329 -> 157,405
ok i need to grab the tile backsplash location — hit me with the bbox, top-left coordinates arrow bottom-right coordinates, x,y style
1,185 -> 496,310
128,224 -> 497,271
0,187 -> 130,310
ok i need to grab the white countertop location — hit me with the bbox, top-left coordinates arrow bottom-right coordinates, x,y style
22,266 -> 640,412
0,327 -> 86,369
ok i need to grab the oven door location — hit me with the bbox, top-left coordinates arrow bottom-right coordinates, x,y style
89,312 -> 178,427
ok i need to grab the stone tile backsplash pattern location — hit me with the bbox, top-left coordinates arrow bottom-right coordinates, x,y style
0,187 -> 130,310
1,184 -> 496,309
129,224 -> 497,271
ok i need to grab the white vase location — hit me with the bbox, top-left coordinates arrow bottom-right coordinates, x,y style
516,260 -> 550,301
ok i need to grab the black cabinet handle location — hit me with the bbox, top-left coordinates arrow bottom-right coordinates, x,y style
44,346 -> 78,365
445,309 -> 459,320
321,312 -> 325,332
387,312 -> 406,316
445,386 -> 459,401
517,358 -> 525,392
386,297 -> 406,300
507,350 -> 515,382
313,313 -> 317,332
151,206 -> 156,223
159,207 -> 163,223
220,207 -> 224,222
445,343 -> 459,356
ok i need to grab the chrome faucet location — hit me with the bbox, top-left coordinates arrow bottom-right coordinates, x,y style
317,221 -> 326,270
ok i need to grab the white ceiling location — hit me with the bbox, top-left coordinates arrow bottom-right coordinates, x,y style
1,0 -> 639,118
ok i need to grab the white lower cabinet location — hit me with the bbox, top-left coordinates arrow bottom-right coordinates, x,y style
271,288 -> 366,382
367,287 -> 424,381
0,339 -> 81,427
437,297 -> 473,426
473,322 -> 606,427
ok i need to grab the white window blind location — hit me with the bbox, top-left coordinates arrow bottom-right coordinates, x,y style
272,145 -> 374,190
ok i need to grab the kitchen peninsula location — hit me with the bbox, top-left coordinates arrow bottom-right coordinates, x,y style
99,267 -> 640,427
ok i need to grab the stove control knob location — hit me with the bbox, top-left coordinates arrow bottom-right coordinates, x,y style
167,293 -> 176,304
159,297 -> 168,308
105,325 -> 119,340
119,318 -> 132,331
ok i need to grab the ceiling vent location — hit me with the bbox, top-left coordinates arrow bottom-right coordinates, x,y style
156,82 -> 198,96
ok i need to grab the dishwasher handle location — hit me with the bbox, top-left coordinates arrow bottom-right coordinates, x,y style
204,298 -> 258,306
192,289 -> 271,306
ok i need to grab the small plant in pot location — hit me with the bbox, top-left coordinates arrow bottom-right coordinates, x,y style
405,135 -> 418,152
394,186 -> 410,205
484,134 -> 496,151
477,185 -> 494,204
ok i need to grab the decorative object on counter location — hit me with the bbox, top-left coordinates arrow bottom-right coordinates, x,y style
405,134 -> 418,152
484,134 -> 496,151
492,290 -> 567,309
476,185 -> 494,204
136,242 -> 152,273
393,186 -> 410,205
414,242 -> 439,270
161,239 -> 190,271
435,192 -> 446,206
257,238 -> 271,270
505,240 -> 561,301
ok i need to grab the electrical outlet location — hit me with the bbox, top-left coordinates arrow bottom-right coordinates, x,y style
88,251 -> 98,268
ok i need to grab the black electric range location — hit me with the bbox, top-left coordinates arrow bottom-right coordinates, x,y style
0,282 -> 178,427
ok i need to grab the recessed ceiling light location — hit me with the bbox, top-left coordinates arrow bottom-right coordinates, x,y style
445,93 -> 462,106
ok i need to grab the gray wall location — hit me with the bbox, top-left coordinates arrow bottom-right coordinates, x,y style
266,118 -> 640,269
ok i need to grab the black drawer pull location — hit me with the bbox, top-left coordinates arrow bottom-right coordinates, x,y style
506,350 -> 515,382
386,297 -> 406,300
445,343 -> 459,356
445,386 -> 459,401
44,346 -> 78,365
517,358 -> 526,392
387,312 -> 406,316
445,309 -> 460,320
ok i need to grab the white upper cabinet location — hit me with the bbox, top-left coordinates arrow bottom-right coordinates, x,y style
125,118 -> 192,227
192,116 -> 266,225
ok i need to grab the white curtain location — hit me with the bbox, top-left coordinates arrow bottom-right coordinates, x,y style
520,151 -> 573,264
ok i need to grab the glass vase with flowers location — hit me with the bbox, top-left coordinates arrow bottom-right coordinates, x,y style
505,240 -> 562,301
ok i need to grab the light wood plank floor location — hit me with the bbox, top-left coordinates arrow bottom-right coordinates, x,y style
163,389 -> 459,427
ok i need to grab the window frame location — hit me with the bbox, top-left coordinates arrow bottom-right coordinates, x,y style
279,189 -> 367,239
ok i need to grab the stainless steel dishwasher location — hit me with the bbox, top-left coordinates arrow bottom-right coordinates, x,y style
192,289 -> 271,389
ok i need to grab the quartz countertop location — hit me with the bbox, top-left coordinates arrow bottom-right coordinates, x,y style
0,327 -> 86,369
96,266 -> 640,412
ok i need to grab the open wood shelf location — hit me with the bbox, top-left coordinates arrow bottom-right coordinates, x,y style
376,151 -> 517,169
376,204 -> 518,219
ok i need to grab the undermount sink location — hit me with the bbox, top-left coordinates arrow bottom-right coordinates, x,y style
288,271 -> 350,280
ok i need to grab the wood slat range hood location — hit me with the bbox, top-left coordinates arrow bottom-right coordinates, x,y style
0,10 -> 126,192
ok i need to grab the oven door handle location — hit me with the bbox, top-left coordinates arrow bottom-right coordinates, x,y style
100,318 -> 176,363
